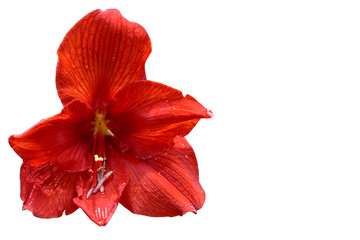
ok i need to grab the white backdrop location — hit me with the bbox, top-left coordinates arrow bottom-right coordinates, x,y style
1,0 -> 360,239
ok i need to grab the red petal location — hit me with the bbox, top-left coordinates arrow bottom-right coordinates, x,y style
20,163 -> 79,218
73,146 -> 128,226
120,136 -> 205,217
107,80 -> 212,159
9,100 -> 94,172
56,9 -> 151,108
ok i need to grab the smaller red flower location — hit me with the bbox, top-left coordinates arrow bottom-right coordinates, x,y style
9,9 -> 212,226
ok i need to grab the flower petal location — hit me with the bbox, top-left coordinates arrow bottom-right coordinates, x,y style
107,80 -> 213,159
20,163 -> 79,218
9,100 -> 94,172
73,146 -> 128,226
120,136 -> 205,217
56,9 -> 152,108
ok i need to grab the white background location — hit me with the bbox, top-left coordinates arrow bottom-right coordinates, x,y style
1,0 -> 360,239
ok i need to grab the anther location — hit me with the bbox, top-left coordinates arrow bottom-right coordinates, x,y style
93,170 -> 113,194
107,129 -> 115,136
86,187 -> 94,199
104,170 -> 113,179
97,166 -> 105,172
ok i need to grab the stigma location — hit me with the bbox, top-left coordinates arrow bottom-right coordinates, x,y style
86,112 -> 114,199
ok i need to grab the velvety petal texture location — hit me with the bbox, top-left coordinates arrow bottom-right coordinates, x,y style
9,100 -> 94,172
20,163 -> 79,218
73,147 -> 128,226
120,136 -> 205,217
56,9 -> 152,108
107,80 -> 213,159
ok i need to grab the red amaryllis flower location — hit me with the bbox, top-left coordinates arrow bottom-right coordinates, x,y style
9,9 -> 212,226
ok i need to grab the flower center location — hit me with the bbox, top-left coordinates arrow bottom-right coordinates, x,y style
94,113 -> 110,135
86,112 -> 114,199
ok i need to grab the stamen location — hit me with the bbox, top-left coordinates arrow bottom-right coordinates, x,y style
86,112 -> 115,199
104,170 -> 113,179
97,166 -> 105,172
93,170 -> 113,194
86,170 -> 114,198
107,129 -> 115,136
97,171 -> 104,182
86,187 -> 94,199
91,155 -> 104,187
94,155 -> 103,161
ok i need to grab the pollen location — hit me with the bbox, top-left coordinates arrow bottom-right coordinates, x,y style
94,155 -> 103,162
